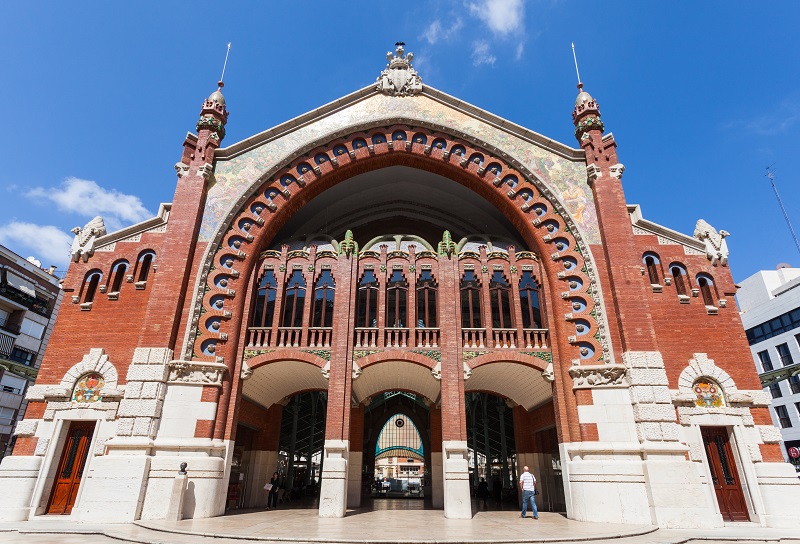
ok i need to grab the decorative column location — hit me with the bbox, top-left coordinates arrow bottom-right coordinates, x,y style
437,235 -> 471,518
318,242 -> 358,517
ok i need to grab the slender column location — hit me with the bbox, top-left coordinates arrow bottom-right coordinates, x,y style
438,252 -> 471,518
270,246 -> 289,346
478,247 -> 494,347
408,246 -> 417,346
319,252 -> 358,517
299,246 -> 317,346
482,398 -> 491,481
376,246 -> 387,347
286,401 -> 300,491
508,248 -> 525,343
305,393 -> 318,486
497,402 -> 508,490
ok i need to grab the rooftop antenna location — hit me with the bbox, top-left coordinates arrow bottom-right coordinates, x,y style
218,42 -> 231,88
766,165 -> 800,257
571,42 -> 582,89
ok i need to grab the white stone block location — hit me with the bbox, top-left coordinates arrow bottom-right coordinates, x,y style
0,456 -> 42,521
140,382 -> 165,399
13,419 -> 38,437
117,417 -> 134,436
628,367 -> 669,386
633,403 -> 676,422
132,417 -> 155,437
147,348 -> 172,364
632,386 -> 655,404
34,438 -> 50,456
125,382 -> 143,399
127,364 -> 169,382
117,398 -> 163,418
758,425 -> 783,444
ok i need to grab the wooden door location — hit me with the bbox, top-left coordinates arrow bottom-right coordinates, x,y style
701,426 -> 749,521
46,421 -> 95,515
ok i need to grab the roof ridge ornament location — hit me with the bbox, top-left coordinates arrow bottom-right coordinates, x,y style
376,42 -> 423,97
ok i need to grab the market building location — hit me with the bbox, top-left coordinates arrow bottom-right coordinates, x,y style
1,44 -> 799,528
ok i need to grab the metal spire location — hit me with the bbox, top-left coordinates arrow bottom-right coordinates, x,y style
571,42 -> 582,88
219,42 -> 231,87
766,165 -> 800,258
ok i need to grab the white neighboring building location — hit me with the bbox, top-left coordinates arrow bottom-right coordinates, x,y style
738,266 -> 800,471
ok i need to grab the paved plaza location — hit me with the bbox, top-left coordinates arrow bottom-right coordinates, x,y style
2,500 -> 800,544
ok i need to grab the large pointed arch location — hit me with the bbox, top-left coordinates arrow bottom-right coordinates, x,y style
182,121 -> 616,443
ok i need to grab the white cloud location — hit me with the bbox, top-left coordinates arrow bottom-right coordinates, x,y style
0,222 -> 72,268
421,18 -> 464,44
469,0 -> 524,35
472,41 -> 497,66
26,177 -> 152,232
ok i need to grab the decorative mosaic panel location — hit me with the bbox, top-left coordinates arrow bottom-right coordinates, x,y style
72,372 -> 104,403
693,378 -> 725,408
201,93 -> 598,244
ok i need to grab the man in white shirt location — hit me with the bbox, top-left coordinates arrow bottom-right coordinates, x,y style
519,465 -> 538,519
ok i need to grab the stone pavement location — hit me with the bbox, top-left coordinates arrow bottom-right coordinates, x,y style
1,507 -> 800,544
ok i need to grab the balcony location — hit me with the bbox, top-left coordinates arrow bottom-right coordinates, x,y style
0,284 -> 52,318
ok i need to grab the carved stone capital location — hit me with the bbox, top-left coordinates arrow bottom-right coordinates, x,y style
167,360 -> 226,387
569,363 -> 627,389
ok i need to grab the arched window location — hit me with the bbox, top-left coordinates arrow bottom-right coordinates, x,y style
312,270 -> 335,327
670,263 -> 689,297
281,269 -> 307,327
82,271 -> 102,304
489,271 -> 513,328
416,270 -> 437,328
643,253 -> 661,285
697,274 -> 717,307
251,269 -> 277,328
356,270 -> 379,328
519,271 -> 542,328
136,251 -> 156,283
460,270 -> 482,328
109,260 -> 128,294
386,270 -> 408,328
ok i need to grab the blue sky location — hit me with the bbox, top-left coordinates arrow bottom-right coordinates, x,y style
0,1 -> 798,284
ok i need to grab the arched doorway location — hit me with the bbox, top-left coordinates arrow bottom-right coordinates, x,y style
361,392 -> 433,509
204,125 -> 612,518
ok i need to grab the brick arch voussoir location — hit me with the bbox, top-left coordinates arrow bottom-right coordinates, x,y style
246,349 -> 328,371
467,352 -> 550,373
189,123 -> 610,379
358,350 -> 438,371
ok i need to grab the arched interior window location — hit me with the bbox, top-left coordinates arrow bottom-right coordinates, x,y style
670,264 -> 688,297
643,253 -> 661,285
519,271 -> 542,328
697,274 -> 716,306
281,269 -> 307,327
252,269 -> 278,328
460,270 -> 482,328
416,270 -> 437,328
489,270 -> 513,328
356,270 -> 379,328
109,260 -> 128,293
136,251 -> 156,282
386,270 -> 407,328
82,271 -> 102,303
312,270 -> 335,328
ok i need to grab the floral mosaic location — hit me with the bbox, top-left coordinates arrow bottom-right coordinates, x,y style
201,93 -> 598,244
72,372 -> 103,403
694,378 -> 725,408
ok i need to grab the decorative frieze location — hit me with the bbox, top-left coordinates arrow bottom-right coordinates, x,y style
568,363 -> 627,388
167,360 -> 226,386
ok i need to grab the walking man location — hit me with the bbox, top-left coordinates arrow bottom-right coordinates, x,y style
519,465 -> 538,519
